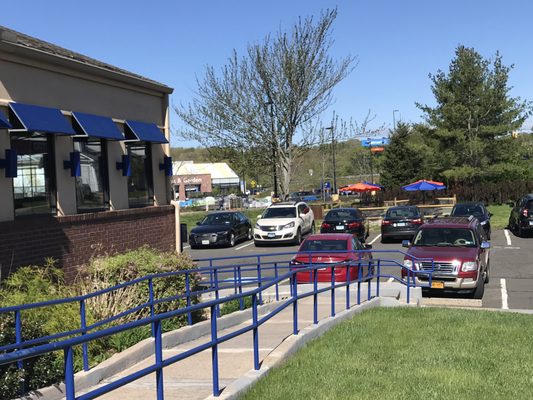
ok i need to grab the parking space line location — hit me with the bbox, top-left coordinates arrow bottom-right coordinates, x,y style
235,241 -> 254,251
504,229 -> 512,246
500,278 -> 509,310
368,234 -> 382,245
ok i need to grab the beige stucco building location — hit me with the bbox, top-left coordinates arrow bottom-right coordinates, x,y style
0,26 -> 176,279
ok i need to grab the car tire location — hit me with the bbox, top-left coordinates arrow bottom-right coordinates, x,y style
228,233 -> 235,247
247,227 -> 253,241
381,235 -> 388,244
484,262 -> 490,284
190,244 -> 199,250
294,228 -> 302,245
472,278 -> 485,300
254,240 -> 262,247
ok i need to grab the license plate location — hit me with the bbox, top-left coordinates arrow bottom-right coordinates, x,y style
431,281 -> 444,289
529,221 -> 533,226
335,225 -> 345,230
395,222 -> 407,227
267,233 -> 276,238
201,240 -> 210,245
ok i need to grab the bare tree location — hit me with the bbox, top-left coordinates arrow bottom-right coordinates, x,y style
175,9 -> 356,197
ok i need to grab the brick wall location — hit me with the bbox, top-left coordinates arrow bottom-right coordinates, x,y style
0,206 -> 176,281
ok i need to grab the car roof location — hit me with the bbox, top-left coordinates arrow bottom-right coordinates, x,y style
387,205 -> 419,210
423,216 -> 478,229
269,201 -> 302,207
305,233 -> 353,241
453,202 -> 485,207
326,207 -> 359,212
208,211 -> 238,214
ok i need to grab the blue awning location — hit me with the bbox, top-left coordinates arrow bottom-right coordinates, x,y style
0,110 -> 11,129
9,102 -> 75,135
124,120 -> 167,143
72,111 -> 124,140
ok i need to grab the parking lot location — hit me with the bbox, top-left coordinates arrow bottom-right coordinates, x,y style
184,228 -> 533,310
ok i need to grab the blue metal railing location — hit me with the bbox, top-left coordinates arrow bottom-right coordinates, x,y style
0,249 -> 435,399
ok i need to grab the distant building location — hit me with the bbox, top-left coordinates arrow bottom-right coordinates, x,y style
172,161 -> 240,200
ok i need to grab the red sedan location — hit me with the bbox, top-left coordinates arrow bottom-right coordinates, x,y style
290,233 -> 373,283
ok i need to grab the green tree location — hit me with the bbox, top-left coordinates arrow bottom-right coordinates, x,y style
417,45 -> 531,182
380,122 -> 425,188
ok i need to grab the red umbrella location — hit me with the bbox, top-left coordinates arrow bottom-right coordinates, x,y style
341,182 -> 381,192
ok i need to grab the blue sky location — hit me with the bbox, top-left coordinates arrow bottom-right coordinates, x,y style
3,0 -> 533,146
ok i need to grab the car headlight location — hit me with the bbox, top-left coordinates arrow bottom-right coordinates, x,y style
403,259 -> 413,269
216,231 -> 230,236
282,222 -> 295,230
461,261 -> 478,272
254,223 -> 261,229
480,220 -> 487,225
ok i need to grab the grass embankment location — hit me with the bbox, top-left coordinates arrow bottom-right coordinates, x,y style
242,307 -> 533,400
487,204 -> 512,229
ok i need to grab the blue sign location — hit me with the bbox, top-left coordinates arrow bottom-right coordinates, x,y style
360,137 -> 390,147
323,182 -> 331,189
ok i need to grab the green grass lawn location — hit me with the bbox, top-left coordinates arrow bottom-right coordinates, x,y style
241,307 -> 533,400
487,204 -> 512,229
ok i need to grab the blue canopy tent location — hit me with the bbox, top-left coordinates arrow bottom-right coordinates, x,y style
401,180 -> 446,204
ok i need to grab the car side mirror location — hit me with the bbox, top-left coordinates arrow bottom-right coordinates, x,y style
196,221 -> 201,225
402,240 -> 411,248
364,244 -> 372,250
480,241 -> 491,249
489,213 -> 493,217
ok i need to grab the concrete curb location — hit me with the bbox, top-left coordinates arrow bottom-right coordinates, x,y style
205,296 -> 413,400
19,301 -> 281,400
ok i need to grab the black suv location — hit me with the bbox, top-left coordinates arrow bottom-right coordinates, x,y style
450,202 -> 492,240
508,194 -> 533,237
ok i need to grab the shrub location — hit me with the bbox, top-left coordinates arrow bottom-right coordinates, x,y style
220,296 -> 253,316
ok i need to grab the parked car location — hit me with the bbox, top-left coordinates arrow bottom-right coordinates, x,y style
508,194 -> 533,237
320,208 -> 369,242
189,211 -> 252,249
289,233 -> 373,283
450,202 -> 492,239
254,201 -> 315,245
401,216 -> 490,299
381,206 -> 423,242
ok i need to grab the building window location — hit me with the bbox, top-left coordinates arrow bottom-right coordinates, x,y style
74,138 -> 109,212
11,134 -> 56,216
127,142 -> 153,207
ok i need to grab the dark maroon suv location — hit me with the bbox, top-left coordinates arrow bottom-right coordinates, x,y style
402,216 -> 490,299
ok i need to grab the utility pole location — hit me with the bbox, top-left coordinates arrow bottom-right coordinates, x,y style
393,109 -> 399,131
265,100 -> 278,198
325,126 -> 336,194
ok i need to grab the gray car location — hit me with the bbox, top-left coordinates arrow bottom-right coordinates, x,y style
381,206 -> 424,242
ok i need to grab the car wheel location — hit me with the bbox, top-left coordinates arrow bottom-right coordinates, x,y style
471,277 -> 485,300
228,233 -> 235,247
254,240 -> 262,247
294,228 -> 302,245
381,235 -> 388,244
484,262 -> 490,284
311,222 -> 316,234
517,224 -> 523,238
190,244 -> 199,249
247,227 -> 253,241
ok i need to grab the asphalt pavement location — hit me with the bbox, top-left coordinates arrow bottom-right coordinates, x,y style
184,228 -> 533,310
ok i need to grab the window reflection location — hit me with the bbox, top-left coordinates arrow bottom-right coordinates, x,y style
12,135 -> 53,216
74,139 -> 106,211
127,143 -> 153,207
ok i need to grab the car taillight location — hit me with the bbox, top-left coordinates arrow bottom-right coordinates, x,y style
321,222 -> 331,229
522,209 -> 529,217
412,218 -> 423,224
382,220 -> 391,226
347,222 -> 360,229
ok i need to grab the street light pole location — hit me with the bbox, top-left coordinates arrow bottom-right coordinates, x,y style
393,109 -> 399,131
325,126 -> 336,195
265,100 -> 278,198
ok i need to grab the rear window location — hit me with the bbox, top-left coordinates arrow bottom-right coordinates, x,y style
386,208 -> 419,218
527,200 -> 533,210
325,209 -> 360,220
412,228 -> 476,247
452,204 -> 484,217
300,239 -> 348,251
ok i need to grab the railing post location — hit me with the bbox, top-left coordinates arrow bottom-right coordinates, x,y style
211,304 -> 220,396
313,267 -> 318,325
330,265 -> 335,317
406,268 -> 411,304
376,259 -> 381,298
15,310 -> 23,371
80,300 -> 89,371
185,272 -> 192,326
256,256 -> 263,305
345,263 -> 350,310
252,294 -> 259,370
367,261 -> 372,301
238,265 -> 244,310
274,262 -> 279,302
64,345 -> 75,400
292,272 -> 298,335
149,277 -> 155,337
214,268 -> 220,318
154,319 -> 164,400
357,263 -> 362,305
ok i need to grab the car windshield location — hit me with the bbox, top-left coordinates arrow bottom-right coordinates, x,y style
412,228 -> 476,247
325,210 -> 358,220
200,213 -> 233,225
527,200 -> 533,210
452,204 -> 484,217
300,239 -> 348,252
386,208 -> 419,218
262,207 -> 296,219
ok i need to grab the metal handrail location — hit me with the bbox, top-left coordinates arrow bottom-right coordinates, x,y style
0,250 -> 435,399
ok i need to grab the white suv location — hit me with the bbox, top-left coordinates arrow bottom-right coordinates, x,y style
254,202 -> 315,245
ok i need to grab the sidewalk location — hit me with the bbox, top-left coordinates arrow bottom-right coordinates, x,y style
67,282 -> 419,400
